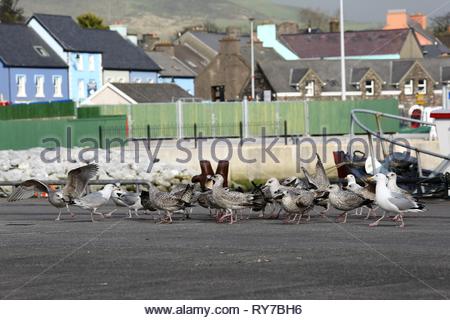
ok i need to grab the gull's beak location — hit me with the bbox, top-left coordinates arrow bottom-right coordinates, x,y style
367,176 -> 375,182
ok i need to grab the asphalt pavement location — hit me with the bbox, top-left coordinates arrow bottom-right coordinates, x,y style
0,198 -> 449,300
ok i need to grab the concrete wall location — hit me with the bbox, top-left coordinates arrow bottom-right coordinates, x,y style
9,67 -> 69,103
136,138 -> 442,182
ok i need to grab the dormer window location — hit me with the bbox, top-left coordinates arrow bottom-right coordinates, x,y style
34,46 -> 49,57
76,54 -> 83,71
404,80 -> 413,95
418,79 -> 427,94
365,80 -> 374,96
305,80 -> 315,97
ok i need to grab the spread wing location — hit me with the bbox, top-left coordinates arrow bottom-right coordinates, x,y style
8,179 -> 50,202
63,164 -> 98,199
314,153 -> 330,190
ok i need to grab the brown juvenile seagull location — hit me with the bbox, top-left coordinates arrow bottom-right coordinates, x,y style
8,163 -> 98,221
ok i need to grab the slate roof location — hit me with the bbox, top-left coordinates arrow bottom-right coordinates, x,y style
258,58 -> 450,93
174,44 -> 210,75
111,83 -> 193,103
289,68 -> 309,85
32,13 -> 101,52
85,29 -> 160,71
31,13 -> 160,71
147,51 -> 196,78
442,66 -> 450,82
280,29 -> 412,59
0,23 -> 67,68
190,31 -> 250,53
240,45 -> 283,66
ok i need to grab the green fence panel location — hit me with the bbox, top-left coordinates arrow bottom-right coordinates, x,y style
0,115 -> 126,150
248,102 -> 279,136
0,101 -> 76,120
130,103 -> 177,139
308,99 -> 399,135
182,102 -> 213,137
278,101 -> 306,136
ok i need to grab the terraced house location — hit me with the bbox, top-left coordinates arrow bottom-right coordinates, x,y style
0,24 -> 69,104
27,13 -> 160,102
255,58 -> 450,111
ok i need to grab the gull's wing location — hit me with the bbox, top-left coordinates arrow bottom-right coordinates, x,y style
388,192 -> 419,211
314,153 -> 330,190
63,163 -> 98,198
118,192 -> 140,206
8,179 -> 50,202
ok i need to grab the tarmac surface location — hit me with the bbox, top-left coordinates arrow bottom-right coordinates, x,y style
0,198 -> 449,300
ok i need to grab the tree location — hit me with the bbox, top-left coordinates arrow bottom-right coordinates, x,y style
76,13 -> 108,30
432,12 -> 450,35
0,0 -> 24,24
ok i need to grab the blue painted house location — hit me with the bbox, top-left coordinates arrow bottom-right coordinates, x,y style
27,14 -> 160,102
0,24 -> 69,103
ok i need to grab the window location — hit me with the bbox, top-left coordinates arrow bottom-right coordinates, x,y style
147,78 -> 154,83
365,80 -> 374,96
118,78 -> 125,83
88,55 -> 95,71
106,77 -> 113,83
35,75 -> 45,98
78,80 -> 85,99
305,80 -> 315,97
135,78 -> 142,83
16,75 -> 26,97
33,46 -> 49,57
404,79 -> 413,95
53,76 -> 63,97
76,54 -> 83,71
418,79 -> 427,94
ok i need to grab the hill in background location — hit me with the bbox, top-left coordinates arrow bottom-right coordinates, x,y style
21,0 -> 379,38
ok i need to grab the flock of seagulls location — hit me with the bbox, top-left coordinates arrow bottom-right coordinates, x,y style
6,155 -> 426,227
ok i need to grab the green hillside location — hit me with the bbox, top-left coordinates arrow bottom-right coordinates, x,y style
21,0 -> 377,37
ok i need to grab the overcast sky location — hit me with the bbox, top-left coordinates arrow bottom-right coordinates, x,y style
274,0 -> 450,23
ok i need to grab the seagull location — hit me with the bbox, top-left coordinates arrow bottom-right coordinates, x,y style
281,176 -> 310,189
386,172 -> 415,201
327,184 -> 372,223
8,163 -> 98,221
345,174 -> 376,218
302,154 -> 331,215
146,184 -> 190,223
111,188 -> 143,218
302,153 -> 330,192
210,174 -> 260,224
73,184 -> 118,222
368,173 -> 424,228
274,189 -> 315,224
170,183 -> 196,219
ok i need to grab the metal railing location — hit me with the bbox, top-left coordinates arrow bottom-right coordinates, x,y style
350,109 -> 450,177
0,179 -> 152,193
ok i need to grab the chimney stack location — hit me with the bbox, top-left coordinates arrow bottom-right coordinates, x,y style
329,19 -> 339,32
140,33 -> 160,51
226,26 -> 241,39
277,22 -> 299,35
384,9 -> 408,30
410,13 -> 427,30
153,41 -> 175,56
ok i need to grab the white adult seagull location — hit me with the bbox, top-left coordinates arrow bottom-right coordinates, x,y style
368,173 -> 424,228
